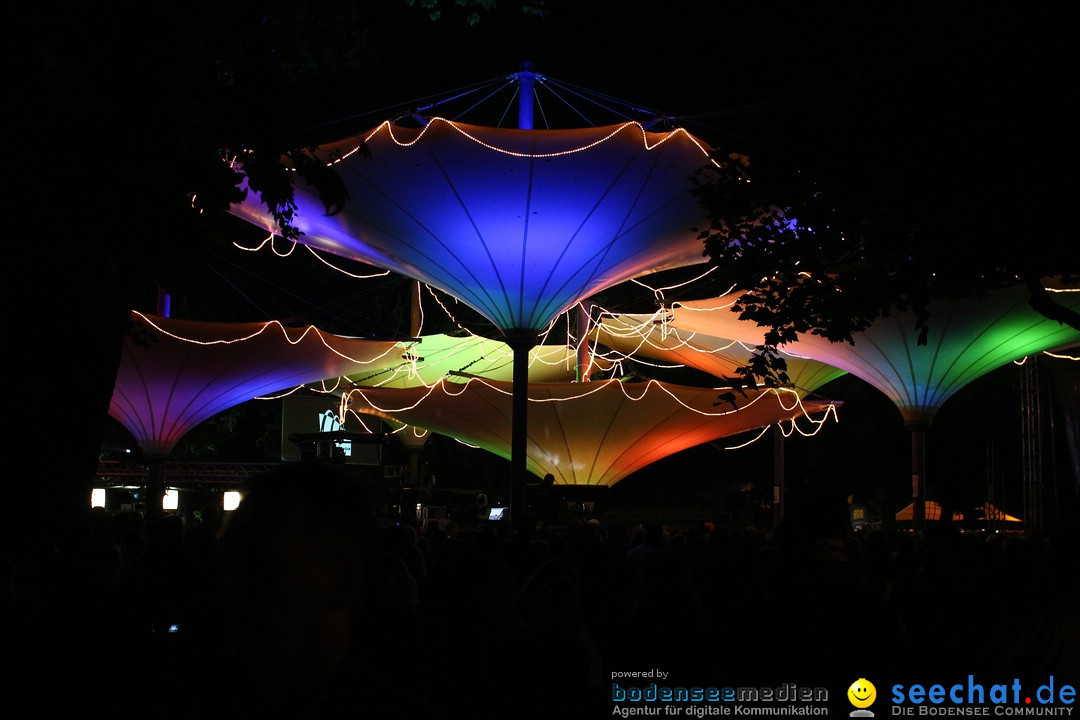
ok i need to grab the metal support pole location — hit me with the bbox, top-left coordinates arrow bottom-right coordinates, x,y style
506,330 -> 538,531
506,62 -> 538,531
772,425 -> 785,528
410,280 -> 422,337
1020,356 -> 1042,532
910,423 -> 927,530
575,301 -> 593,382
517,61 -> 536,130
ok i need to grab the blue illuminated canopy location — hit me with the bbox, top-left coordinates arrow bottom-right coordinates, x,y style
230,118 -> 716,333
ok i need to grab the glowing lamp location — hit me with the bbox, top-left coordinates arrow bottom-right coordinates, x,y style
223,491 -> 242,512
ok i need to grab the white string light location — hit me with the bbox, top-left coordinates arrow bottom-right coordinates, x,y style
232,232 -> 298,256
629,266 -> 725,307
342,375 -> 839,461
232,233 -> 393,278
722,425 -> 772,450
329,116 -> 719,162
131,310 -> 402,366
345,374 -> 835,424
254,385 -> 310,401
589,310 -> 768,375
302,245 -> 391,278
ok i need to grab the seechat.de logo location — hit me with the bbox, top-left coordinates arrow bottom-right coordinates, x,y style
891,676 -> 1075,716
849,678 -> 877,717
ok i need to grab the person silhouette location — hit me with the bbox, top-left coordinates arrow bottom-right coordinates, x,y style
213,462 -> 377,718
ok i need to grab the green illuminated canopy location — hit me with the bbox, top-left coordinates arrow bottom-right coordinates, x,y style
344,333 -> 611,388
669,282 -> 1080,425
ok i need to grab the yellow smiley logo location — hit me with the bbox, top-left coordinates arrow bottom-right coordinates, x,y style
848,678 -> 876,708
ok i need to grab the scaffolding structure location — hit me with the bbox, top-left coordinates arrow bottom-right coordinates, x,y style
96,460 -> 281,485
1020,356 -> 1042,531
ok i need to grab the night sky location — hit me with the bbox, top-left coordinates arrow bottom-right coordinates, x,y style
11,8 -> 1078,717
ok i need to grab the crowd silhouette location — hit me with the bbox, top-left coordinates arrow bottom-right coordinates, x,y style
3,463 -> 1078,718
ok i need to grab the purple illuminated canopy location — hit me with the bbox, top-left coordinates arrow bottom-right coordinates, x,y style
110,312 -> 401,457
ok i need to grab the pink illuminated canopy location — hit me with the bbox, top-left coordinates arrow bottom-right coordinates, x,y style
591,311 -> 846,396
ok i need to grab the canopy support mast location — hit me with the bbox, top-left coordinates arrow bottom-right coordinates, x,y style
507,62 -> 538,532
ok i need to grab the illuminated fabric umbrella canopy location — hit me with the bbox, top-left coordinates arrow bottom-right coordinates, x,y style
343,377 -> 837,488
229,118 -> 715,333
229,107 -> 717,522
343,332 -> 614,493
667,282 -> 1080,526
895,501 -> 1022,524
110,311 -> 402,457
669,284 -> 1080,424
590,311 -> 846,395
344,332 -> 613,388
590,309 -> 846,525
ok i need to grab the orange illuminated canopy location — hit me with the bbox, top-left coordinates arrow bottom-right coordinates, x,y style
343,377 -> 837,487
895,501 -> 1022,524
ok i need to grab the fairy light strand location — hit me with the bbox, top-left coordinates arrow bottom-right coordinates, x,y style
232,233 -> 299,257
323,116 -> 719,164
343,376 -> 839,460
232,233 -> 393,279
344,374 -> 836,425
131,310 -> 402,366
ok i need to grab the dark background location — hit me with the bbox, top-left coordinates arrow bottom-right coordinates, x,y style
33,0 -> 1078,529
